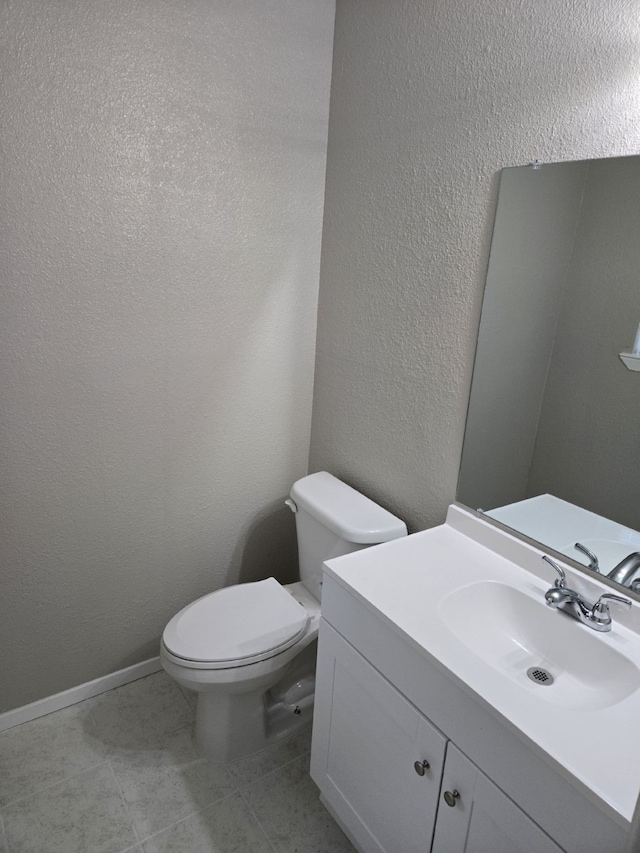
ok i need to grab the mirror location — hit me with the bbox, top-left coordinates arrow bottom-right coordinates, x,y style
457,155 -> 640,595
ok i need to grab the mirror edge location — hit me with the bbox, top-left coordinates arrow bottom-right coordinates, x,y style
454,501 -> 640,603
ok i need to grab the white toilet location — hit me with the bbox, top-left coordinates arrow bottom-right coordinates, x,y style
160,471 -> 407,763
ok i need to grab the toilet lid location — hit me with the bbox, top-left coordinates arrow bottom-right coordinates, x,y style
162,578 -> 310,665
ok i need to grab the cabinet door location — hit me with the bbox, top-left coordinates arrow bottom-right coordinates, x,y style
311,620 -> 447,853
432,744 -> 564,853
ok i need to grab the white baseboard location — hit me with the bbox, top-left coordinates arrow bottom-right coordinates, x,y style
0,657 -> 163,733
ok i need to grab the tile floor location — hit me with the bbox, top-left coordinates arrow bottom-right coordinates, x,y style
0,672 -> 356,853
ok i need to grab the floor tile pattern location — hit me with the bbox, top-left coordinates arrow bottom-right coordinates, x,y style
0,672 -> 355,853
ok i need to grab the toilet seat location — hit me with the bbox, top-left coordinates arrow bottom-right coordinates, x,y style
162,578 -> 310,669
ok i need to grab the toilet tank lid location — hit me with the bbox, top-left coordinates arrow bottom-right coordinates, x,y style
291,472 -> 407,544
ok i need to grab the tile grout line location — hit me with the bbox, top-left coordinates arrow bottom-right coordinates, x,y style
0,809 -> 8,853
128,762 -> 243,847
0,759 -> 113,810
0,702 -> 111,810
88,685 -> 239,849
99,707 -> 307,845
233,748 -> 312,790
117,842 -> 143,853
3,670 -> 312,853
177,684 -> 197,714
87,699 -> 195,759
119,737 -> 312,848
86,698 -> 144,848
235,785 -> 279,853
130,790 -> 244,849
86,705 -> 105,741
106,760 -> 142,849
232,749 -> 315,853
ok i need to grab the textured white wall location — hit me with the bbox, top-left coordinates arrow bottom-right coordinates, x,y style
0,0 -> 335,712
310,0 -> 640,532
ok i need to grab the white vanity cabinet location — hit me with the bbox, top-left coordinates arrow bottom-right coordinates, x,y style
312,619 -> 563,853
310,537 -> 629,853
432,744 -> 561,853
312,620 -> 447,853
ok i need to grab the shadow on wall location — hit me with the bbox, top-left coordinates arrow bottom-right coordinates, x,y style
108,499 -> 299,675
232,500 -> 299,587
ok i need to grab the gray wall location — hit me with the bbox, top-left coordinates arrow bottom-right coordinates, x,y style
528,157 -> 640,529
458,162 -> 588,512
310,0 -> 640,533
0,0 -> 335,712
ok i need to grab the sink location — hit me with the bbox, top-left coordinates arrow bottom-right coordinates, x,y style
438,580 -> 640,710
322,507 -> 640,822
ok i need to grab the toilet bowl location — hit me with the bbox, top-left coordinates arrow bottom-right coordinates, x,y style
160,472 -> 407,763
161,580 -> 320,762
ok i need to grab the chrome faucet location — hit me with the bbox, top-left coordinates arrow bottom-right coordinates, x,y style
573,542 -> 600,573
575,542 -> 640,588
542,556 -> 632,632
607,552 -> 640,587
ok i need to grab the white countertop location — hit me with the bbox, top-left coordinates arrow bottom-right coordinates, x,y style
322,506 -> 640,825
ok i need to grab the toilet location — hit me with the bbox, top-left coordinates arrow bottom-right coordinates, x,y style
160,471 -> 407,763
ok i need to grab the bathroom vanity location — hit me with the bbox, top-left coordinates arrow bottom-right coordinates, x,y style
310,505 -> 639,853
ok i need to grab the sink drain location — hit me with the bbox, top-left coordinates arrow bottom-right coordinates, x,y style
526,666 -> 554,686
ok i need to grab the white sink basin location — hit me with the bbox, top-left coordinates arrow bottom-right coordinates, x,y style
438,580 -> 640,710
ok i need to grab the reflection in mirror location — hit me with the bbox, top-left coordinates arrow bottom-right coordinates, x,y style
457,156 -> 640,595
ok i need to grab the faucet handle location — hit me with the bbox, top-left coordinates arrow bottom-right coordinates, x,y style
542,555 -> 566,588
592,593 -> 632,627
593,593 -> 632,613
574,542 -> 600,573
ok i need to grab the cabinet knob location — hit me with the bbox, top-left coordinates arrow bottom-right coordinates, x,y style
444,789 -> 460,807
413,759 -> 430,776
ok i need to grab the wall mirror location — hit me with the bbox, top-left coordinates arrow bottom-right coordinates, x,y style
457,154 -> 640,596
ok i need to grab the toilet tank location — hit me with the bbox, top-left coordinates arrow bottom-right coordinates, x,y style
289,472 -> 407,601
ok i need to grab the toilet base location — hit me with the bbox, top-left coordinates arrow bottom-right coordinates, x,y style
194,686 -> 312,763
193,641 -> 317,764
